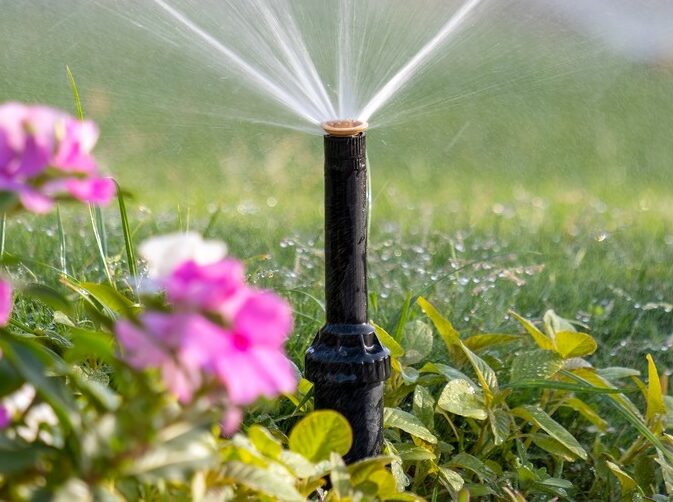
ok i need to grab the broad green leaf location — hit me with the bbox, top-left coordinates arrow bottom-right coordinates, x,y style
646,354 -> 666,421
438,467 -> 464,493
463,333 -> 521,352
330,452 -> 352,499
395,444 -> 436,462
400,320 -> 433,365
488,409 -> 511,446
449,452 -> 496,481
417,298 -> 498,402
413,385 -> 435,430
64,327 -> 116,365
512,405 -> 587,460
510,350 -> 564,383
219,461 -> 303,501
561,397 -> 608,432
348,455 -> 395,486
554,331 -> 597,359
289,410 -> 352,462
597,367 -> 641,380
0,335 -> 77,430
543,310 -> 577,336
417,297 -> 461,346
531,434 -> 580,462
605,460 -> 637,494
509,311 -> 555,351
437,379 -> 487,420
78,282 -> 137,318
569,368 -> 643,419
21,283 -> 73,315
366,469 -> 400,499
384,408 -> 437,444
248,425 -> 282,459
373,323 -> 404,358
420,362 -> 474,386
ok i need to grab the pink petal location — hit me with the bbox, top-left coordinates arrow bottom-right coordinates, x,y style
115,319 -> 169,370
19,189 -> 53,214
214,349 -> 279,406
248,347 -> 298,395
65,177 -> 116,205
0,279 -> 11,326
0,406 -> 10,429
234,291 -> 293,347
220,407 -> 243,437
52,118 -> 100,173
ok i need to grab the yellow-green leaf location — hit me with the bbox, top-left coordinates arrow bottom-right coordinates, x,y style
561,397 -> 608,432
248,425 -> 282,459
373,323 -> 404,358
384,408 -> 437,444
437,379 -> 488,420
646,354 -> 666,421
417,297 -> 461,347
554,331 -> 597,359
509,311 -> 555,351
605,460 -> 637,493
289,410 -> 352,462
512,405 -> 587,461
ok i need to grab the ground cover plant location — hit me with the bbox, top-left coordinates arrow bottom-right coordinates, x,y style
0,64 -> 672,500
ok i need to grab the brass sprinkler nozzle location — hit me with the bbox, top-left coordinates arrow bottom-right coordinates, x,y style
322,120 -> 369,137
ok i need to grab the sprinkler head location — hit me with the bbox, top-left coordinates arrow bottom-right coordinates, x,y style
322,120 -> 369,137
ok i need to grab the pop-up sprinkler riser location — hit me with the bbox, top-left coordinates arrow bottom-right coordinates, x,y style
305,120 -> 391,463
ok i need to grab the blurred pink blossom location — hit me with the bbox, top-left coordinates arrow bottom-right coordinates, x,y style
115,246 -> 296,430
0,102 -> 115,213
0,406 -> 9,430
0,279 -> 12,326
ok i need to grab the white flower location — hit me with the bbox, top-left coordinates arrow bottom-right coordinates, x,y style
139,232 -> 227,278
2,384 -> 36,416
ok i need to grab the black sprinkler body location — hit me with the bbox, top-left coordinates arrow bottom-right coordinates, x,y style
305,121 -> 391,463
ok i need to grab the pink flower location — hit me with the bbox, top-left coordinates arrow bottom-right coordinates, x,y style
0,102 -> 115,213
0,405 -> 9,430
114,252 -> 297,426
0,279 -> 12,326
166,259 -> 248,317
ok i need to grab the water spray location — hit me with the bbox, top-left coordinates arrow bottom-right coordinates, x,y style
305,120 -> 391,463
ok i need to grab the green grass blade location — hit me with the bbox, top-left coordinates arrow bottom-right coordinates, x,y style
56,205 -> 67,276
0,213 -> 6,258
89,204 -> 114,288
65,65 -> 84,120
116,182 -> 137,279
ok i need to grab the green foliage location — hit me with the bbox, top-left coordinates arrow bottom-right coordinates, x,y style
376,297 -> 673,500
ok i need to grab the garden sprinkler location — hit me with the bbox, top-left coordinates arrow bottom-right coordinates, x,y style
305,120 -> 391,463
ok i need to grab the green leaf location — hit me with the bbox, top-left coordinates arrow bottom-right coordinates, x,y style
554,331 -> 597,359
512,405 -> 587,460
449,452 -> 496,481
64,327 -> 116,365
463,333 -> 522,352
531,434 -> 580,462
330,452 -> 352,499
417,297 -> 461,347
373,322 -> 404,358
605,460 -> 638,494
488,409 -> 511,446
510,350 -> 564,383
248,425 -> 282,459
289,410 -> 352,462
0,335 -> 77,430
395,444 -> 436,462
561,397 -> 608,432
219,461 -> 303,501
646,354 -> 666,421
21,283 -> 73,315
597,367 -> 640,380
420,362 -> 474,385
438,466 -> 464,493
509,311 -> 555,351
400,320 -> 433,365
437,379 -> 487,420
78,282 -> 137,318
543,310 -> 577,336
413,385 -> 435,430
384,408 -> 437,444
